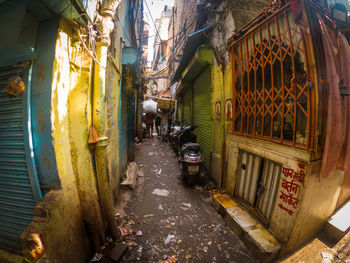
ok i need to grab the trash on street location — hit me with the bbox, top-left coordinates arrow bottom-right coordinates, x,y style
164,234 -> 176,245
152,189 -> 169,196
179,202 -> 191,211
120,227 -> 131,236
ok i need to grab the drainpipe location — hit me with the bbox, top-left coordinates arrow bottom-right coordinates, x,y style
92,0 -> 121,240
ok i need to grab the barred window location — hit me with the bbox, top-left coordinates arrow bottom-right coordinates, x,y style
231,8 -> 315,148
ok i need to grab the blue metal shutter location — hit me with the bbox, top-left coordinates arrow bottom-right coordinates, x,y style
193,67 -> 212,168
127,94 -> 135,159
119,78 -> 128,171
0,63 -> 42,252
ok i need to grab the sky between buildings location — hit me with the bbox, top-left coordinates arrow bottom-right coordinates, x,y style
144,0 -> 174,66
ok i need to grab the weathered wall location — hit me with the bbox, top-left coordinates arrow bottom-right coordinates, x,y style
225,133 -> 344,254
337,171 -> 350,208
31,17 -> 61,190
106,58 -> 122,203
49,19 -> 96,260
0,0 -> 38,67
211,64 -> 224,185
21,18 -> 108,262
210,0 -> 345,257
284,166 -> 343,255
20,190 -> 89,262
225,134 -> 310,238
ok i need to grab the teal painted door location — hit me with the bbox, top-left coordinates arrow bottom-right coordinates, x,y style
0,63 -> 42,252
193,67 -> 212,168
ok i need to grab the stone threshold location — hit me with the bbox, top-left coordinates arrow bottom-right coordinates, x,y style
211,191 -> 281,262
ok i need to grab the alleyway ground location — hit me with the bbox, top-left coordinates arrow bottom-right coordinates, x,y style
114,136 -> 258,262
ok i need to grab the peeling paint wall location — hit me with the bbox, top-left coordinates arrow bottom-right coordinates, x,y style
49,18 -> 99,259
106,58 -> 122,203
31,17 -> 61,190
285,167 -> 343,254
21,18 -> 108,262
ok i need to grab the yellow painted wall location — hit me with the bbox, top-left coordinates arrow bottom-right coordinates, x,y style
20,18 -> 123,261
210,59 -> 233,186
212,64 -> 223,156
106,59 -> 121,203
48,19 -> 96,260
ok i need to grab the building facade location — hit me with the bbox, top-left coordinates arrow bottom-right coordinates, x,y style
169,0 -> 350,259
0,0 -> 144,261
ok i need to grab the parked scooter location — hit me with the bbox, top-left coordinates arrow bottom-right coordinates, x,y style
177,126 -> 204,185
176,125 -> 195,156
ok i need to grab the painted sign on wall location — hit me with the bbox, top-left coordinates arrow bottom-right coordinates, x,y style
278,163 -> 306,216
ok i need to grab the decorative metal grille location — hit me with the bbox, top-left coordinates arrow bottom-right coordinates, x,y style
231,7 -> 315,148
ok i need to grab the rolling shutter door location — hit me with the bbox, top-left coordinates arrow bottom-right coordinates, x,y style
119,78 -> 128,170
0,64 -> 41,251
183,89 -> 192,125
177,97 -> 183,122
193,67 -> 212,168
127,94 -> 135,160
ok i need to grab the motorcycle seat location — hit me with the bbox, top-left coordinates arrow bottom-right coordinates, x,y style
181,143 -> 200,152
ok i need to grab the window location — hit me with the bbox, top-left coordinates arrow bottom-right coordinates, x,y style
231,8 -> 314,148
235,150 -> 281,223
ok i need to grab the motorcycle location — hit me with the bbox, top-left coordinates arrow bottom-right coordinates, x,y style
169,121 -> 182,150
177,126 -> 204,185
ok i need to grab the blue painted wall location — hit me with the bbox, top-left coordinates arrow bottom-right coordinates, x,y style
0,0 -> 37,67
30,18 -> 61,190
0,0 -> 61,191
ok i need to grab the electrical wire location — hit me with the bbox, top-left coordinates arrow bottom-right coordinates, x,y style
144,0 -> 164,45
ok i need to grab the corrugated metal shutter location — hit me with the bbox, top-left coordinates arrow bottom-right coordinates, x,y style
119,79 -> 128,170
177,97 -> 183,122
256,160 -> 281,222
183,89 -> 192,125
0,64 -> 41,251
127,95 -> 135,160
193,67 -> 212,168
236,150 -> 280,223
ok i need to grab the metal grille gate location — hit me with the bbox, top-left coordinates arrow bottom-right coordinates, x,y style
0,63 -> 41,251
236,150 -> 281,222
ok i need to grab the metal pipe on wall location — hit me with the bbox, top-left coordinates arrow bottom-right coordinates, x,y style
91,0 -> 121,240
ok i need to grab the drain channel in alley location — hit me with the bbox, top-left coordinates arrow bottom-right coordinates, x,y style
110,137 -> 257,263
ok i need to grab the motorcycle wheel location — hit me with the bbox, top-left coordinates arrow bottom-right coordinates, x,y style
188,175 -> 195,186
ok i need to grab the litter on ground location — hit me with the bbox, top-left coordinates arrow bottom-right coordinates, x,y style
152,189 -> 169,196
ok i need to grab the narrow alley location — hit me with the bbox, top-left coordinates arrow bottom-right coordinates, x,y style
115,137 -> 257,262
1,0 -> 350,262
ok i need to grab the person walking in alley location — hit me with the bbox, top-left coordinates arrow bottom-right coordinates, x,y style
155,114 -> 161,136
145,112 -> 154,138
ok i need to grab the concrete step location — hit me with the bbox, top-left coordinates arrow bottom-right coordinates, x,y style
211,191 -> 281,262
323,199 -> 350,241
120,161 -> 139,190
